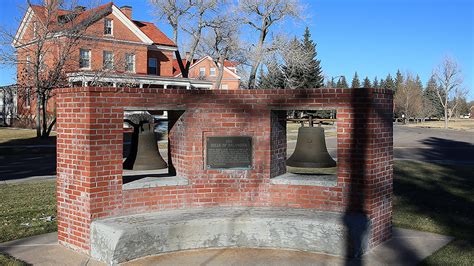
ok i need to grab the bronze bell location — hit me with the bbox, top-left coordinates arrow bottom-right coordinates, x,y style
286,122 -> 336,169
123,121 -> 168,171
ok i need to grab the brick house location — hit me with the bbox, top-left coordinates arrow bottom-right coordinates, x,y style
13,1 -> 213,92
174,56 -> 241,90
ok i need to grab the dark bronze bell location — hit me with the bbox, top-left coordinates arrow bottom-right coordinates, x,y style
286,122 -> 336,169
123,121 -> 168,171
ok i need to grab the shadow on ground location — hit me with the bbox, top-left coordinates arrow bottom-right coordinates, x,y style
394,160 -> 474,264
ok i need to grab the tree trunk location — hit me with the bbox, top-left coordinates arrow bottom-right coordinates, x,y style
36,91 -> 41,137
248,28 -> 268,89
41,94 -> 48,137
444,108 -> 448,129
444,97 -> 448,128
214,57 -> 225,90
175,51 -> 188,78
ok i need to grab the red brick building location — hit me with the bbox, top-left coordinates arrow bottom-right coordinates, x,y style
13,1 -> 213,91
174,56 -> 241,90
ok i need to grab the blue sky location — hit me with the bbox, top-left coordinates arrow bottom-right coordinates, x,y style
1,0 -> 473,100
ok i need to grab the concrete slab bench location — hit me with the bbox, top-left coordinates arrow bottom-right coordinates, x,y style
90,207 -> 370,264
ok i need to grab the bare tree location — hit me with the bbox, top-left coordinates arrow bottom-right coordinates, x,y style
0,85 -> 17,126
199,16 -> 240,89
239,0 -> 302,89
1,0 -> 104,137
433,56 -> 467,128
150,0 -> 221,78
260,36 -> 314,89
393,73 -> 423,122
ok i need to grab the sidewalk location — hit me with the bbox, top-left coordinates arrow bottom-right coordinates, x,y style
0,228 -> 453,266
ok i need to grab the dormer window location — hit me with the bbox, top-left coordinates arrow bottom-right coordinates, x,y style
104,18 -> 113,35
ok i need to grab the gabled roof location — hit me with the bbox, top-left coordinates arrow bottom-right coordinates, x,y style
14,2 -> 176,48
133,20 -> 176,47
172,58 -> 199,75
174,56 -> 240,79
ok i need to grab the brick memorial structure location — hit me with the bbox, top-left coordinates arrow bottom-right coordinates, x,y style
56,88 -> 393,264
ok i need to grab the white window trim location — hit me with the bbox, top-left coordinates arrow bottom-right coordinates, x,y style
79,49 -> 91,70
125,53 -> 136,73
103,51 -> 114,70
148,58 -> 158,75
210,67 -> 216,76
199,67 -> 206,77
104,18 -> 113,36
33,21 -> 38,38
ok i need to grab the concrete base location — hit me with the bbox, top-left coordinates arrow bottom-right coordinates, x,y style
0,228 -> 453,266
90,207 -> 371,264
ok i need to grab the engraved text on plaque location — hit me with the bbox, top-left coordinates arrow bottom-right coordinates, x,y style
206,136 -> 252,169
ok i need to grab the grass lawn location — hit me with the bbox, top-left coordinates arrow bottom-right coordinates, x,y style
0,253 -> 27,266
405,119 -> 474,130
0,128 -> 56,146
0,161 -> 472,264
394,160 -> 474,264
0,180 -> 56,243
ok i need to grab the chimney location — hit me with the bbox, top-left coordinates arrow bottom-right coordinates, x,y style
120,6 -> 132,19
74,6 -> 86,12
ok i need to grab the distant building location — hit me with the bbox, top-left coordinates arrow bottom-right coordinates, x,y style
0,85 -> 17,126
174,56 -> 241,90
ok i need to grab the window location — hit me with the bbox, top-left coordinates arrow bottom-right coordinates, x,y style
79,49 -> 91,69
210,67 -> 216,76
148,58 -> 158,75
103,51 -> 114,70
104,19 -> 113,35
25,56 -> 31,73
33,21 -> 38,38
125,53 -> 135,72
221,84 -> 228,90
199,67 -> 206,77
25,88 -> 31,107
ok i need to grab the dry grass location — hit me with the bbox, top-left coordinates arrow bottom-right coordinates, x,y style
405,119 -> 474,130
287,122 -> 336,141
0,128 -> 56,145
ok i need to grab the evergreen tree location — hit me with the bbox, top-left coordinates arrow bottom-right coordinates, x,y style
259,64 -> 285,89
384,74 -> 395,90
379,78 -> 385,89
373,77 -> 379,88
282,37 -> 307,89
363,76 -> 372,87
351,72 -> 361,88
301,27 -> 324,88
424,75 -> 444,117
336,76 -> 348,88
394,70 -> 404,92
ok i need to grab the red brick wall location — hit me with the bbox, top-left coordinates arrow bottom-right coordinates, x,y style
56,88 -> 393,253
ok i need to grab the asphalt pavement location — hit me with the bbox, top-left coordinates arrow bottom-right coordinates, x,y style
1,125 -> 473,182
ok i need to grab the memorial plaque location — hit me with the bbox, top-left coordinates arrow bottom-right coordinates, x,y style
206,136 -> 252,169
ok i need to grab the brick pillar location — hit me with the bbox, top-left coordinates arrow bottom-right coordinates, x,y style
56,90 -> 123,253
337,89 -> 393,253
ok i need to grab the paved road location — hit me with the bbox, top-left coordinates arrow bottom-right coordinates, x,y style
288,125 -> 474,164
1,126 -> 473,182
